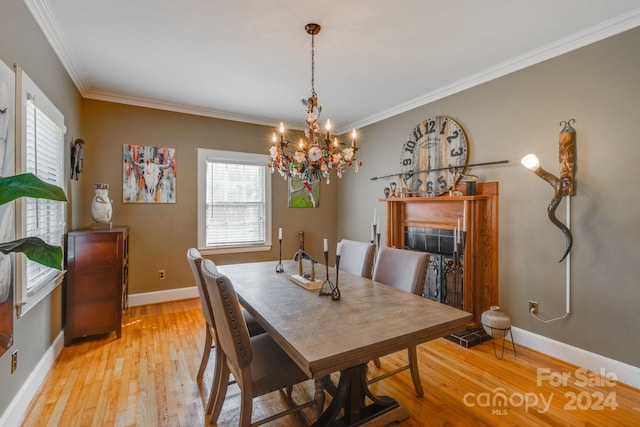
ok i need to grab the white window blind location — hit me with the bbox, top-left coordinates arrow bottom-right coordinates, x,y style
15,66 -> 66,316
24,95 -> 65,290
206,161 -> 265,246
197,149 -> 271,254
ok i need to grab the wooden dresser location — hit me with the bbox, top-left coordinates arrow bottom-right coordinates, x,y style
65,227 -> 129,346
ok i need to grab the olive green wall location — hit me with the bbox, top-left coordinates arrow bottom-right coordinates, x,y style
80,100 -> 338,295
339,27 -> 640,367
0,0 -> 82,417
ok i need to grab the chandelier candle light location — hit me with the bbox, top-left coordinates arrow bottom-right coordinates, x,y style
268,23 -> 362,183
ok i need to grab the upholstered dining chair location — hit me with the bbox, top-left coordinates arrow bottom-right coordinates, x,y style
369,246 -> 429,397
338,239 -> 376,279
201,259 -> 317,426
186,248 -> 265,412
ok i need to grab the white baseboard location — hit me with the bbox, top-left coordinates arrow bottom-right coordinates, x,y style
127,286 -> 199,307
0,330 -> 65,427
511,326 -> 640,390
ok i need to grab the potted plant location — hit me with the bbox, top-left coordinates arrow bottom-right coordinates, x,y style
0,173 -> 67,268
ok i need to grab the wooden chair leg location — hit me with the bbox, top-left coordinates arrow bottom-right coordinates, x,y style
197,327 -> 213,380
373,357 -> 381,368
408,346 -> 423,397
238,377 -> 254,427
209,353 -> 229,423
206,343 -> 225,414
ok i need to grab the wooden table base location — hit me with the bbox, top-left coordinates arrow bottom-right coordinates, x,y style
312,364 -> 410,426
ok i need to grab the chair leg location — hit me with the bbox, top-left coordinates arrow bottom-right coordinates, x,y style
197,327 -> 213,380
206,342 -> 224,413
209,351 -> 229,423
373,357 -> 381,368
408,345 -> 423,397
238,378 -> 254,427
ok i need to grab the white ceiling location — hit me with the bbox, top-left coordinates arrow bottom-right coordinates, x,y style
27,0 -> 640,134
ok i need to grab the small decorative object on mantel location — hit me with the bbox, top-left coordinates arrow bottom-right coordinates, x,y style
372,159 -> 508,197
481,306 -> 517,359
90,183 -> 112,229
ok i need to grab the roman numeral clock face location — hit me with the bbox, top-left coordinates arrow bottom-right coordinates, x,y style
400,115 -> 468,196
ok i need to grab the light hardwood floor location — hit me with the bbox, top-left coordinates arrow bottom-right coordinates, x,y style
21,299 -> 640,426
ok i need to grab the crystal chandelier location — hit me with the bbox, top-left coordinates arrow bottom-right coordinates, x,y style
268,23 -> 362,183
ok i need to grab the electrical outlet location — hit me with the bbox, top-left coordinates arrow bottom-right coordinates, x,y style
529,300 -> 539,315
159,270 -> 166,279
11,350 -> 17,373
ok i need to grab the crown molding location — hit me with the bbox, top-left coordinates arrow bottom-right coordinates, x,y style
24,0 -> 88,94
83,90 -> 282,128
340,8 -> 640,135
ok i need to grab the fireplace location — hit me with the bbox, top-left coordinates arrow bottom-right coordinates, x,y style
382,182 -> 498,324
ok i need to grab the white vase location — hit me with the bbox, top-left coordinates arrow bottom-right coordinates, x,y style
481,306 -> 511,339
91,184 -> 112,223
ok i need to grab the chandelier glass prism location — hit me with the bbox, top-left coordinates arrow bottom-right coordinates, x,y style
268,23 -> 362,183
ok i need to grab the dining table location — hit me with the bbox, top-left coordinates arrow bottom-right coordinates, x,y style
218,259 -> 472,426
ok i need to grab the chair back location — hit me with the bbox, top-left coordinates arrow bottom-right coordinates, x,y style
187,248 -> 217,327
373,246 -> 429,295
201,259 -> 253,369
338,239 -> 376,279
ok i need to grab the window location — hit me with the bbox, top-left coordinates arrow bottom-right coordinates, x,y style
15,67 -> 66,316
197,149 -> 271,254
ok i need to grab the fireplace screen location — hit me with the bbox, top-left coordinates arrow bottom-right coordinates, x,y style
405,227 -> 464,310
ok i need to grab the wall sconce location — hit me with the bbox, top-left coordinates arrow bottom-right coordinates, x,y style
521,120 -> 576,262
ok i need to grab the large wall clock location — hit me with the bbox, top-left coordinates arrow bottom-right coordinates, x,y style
400,115 -> 468,196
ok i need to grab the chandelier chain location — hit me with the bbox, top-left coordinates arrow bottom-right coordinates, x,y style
311,32 -> 316,99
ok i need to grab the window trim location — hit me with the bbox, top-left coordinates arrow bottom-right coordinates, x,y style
14,65 -> 67,317
196,148 -> 272,255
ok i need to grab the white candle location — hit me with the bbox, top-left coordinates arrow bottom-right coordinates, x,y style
323,238 -> 328,252
377,216 -> 380,229
457,219 -> 461,243
336,242 -> 341,256
453,227 -> 458,252
278,228 -> 282,240
463,204 -> 467,232
373,208 -> 377,225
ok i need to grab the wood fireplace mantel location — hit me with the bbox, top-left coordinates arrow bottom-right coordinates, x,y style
381,182 -> 499,324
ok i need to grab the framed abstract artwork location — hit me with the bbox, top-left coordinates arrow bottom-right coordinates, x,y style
288,176 -> 320,208
123,145 -> 176,203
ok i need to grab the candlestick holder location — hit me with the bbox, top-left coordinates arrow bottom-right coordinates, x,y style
376,232 -> 381,248
275,238 -> 284,273
319,251 -> 340,300
333,255 -> 341,301
319,251 -> 334,296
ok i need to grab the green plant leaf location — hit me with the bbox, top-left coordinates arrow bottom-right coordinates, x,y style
0,237 -> 64,270
0,173 -> 67,205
